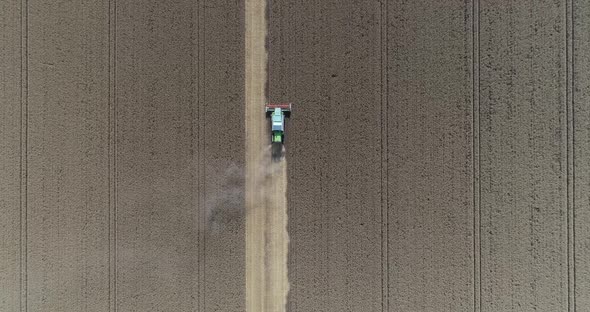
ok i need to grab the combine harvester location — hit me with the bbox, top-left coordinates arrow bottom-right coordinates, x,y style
265,103 -> 292,161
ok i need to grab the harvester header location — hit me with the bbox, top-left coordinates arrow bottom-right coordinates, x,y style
265,103 -> 292,111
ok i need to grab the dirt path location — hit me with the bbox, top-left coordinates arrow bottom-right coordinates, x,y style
245,0 -> 289,311
262,158 -> 289,311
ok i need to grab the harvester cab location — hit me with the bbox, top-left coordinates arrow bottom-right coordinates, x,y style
265,103 -> 292,161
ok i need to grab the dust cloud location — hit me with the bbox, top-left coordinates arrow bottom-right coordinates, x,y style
204,164 -> 244,235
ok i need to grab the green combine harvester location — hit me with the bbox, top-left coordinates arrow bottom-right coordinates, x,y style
265,103 -> 292,161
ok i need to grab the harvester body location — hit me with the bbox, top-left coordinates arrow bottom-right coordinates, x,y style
265,103 -> 291,161
271,108 -> 285,132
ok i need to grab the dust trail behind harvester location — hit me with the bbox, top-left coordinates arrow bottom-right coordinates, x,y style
261,153 -> 289,311
245,0 -> 289,311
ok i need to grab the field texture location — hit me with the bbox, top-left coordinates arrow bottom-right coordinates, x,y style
1,0 -> 589,311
